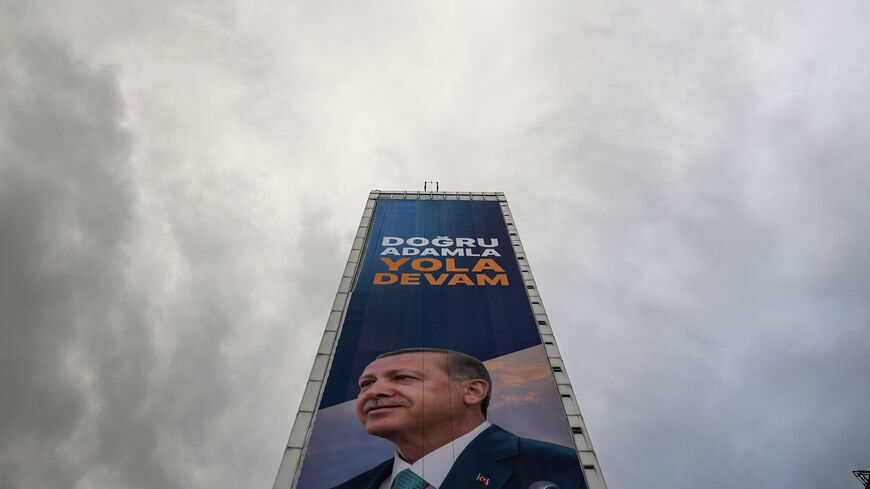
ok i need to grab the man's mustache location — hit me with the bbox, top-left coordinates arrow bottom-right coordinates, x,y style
362,398 -> 410,414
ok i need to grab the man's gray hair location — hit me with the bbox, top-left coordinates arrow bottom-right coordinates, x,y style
376,347 -> 492,417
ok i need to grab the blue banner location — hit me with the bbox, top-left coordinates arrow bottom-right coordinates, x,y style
296,199 -> 584,489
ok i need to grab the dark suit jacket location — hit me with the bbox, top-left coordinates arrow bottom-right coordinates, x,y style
330,424 -> 587,489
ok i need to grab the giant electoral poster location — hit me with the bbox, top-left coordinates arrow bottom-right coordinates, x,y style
295,199 -> 586,489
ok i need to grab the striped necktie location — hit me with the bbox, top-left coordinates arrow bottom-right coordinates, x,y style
393,468 -> 429,489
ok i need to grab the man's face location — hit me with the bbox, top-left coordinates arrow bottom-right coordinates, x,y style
356,352 -> 460,442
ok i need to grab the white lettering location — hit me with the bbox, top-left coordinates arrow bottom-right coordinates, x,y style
432,236 -> 453,247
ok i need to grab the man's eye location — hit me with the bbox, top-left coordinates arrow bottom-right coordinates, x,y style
359,381 -> 372,389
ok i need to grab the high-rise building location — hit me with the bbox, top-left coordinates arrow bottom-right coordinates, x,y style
274,190 -> 607,489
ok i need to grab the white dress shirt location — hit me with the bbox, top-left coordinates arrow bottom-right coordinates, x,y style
378,421 -> 492,489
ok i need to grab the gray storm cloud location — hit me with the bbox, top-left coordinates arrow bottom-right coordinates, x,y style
2,0 -> 869,488
0,19 -> 147,487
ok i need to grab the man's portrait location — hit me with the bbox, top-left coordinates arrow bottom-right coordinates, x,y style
328,348 -> 587,489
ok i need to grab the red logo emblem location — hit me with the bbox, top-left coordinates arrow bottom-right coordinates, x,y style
476,473 -> 490,486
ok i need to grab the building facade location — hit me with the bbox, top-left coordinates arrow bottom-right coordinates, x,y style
274,190 -> 607,489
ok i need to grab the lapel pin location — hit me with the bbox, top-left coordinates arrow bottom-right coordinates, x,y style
475,473 -> 490,486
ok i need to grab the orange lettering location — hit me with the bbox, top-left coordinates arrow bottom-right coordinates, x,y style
448,274 -> 474,286
400,273 -> 420,285
373,273 -> 398,285
424,273 -> 450,285
477,274 -> 508,286
380,257 -> 410,271
445,259 -> 468,272
471,259 -> 504,273
411,258 -> 442,272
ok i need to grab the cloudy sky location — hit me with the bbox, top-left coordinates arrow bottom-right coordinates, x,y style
2,0 -> 869,488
